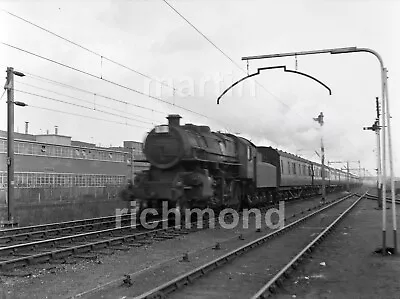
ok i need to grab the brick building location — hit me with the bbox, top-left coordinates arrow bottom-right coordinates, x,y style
0,129 -> 148,203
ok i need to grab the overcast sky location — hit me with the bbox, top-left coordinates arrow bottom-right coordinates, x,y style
1,0 -> 399,177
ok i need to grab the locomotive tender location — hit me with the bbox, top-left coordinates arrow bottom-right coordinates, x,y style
125,114 -> 359,213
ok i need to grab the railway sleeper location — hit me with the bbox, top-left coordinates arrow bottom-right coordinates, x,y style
93,249 -> 115,255
75,254 -> 98,260
51,251 -> 72,259
109,239 -> 124,246
27,255 -> 51,265
134,240 -> 153,245
175,278 -> 190,289
110,246 -> 130,251
73,246 -> 92,254
124,242 -> 144,247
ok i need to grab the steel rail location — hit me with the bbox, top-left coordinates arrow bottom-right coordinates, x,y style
251,193 -> 365,299
0,215 -> 136,244
0,213 -> 137,236
131,193 -> 356,299
361,193 -> 400,204
0,219 -> 173,270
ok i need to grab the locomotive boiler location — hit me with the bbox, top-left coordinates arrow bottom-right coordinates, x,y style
128,114 -> 276,213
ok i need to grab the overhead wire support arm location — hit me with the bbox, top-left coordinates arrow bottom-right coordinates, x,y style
217,65 -> 331,104
241,47 -> 358,61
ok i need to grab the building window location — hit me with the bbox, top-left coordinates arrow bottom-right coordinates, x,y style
55,146 -> 62,156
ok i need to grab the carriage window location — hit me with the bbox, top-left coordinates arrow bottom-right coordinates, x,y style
292,162 -> 296,174
281,161 -> 284,174
247,146 -> 252,161
287,161 -> 291,174
219,142 -> 226,155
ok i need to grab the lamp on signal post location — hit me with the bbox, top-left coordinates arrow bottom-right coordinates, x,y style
313,112 -> 325,202
363,97 -> 382,209
5,67 -> 27,227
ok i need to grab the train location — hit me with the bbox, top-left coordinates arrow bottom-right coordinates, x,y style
121,114 -> 360,214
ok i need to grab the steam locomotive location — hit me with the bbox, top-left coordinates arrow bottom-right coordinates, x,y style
122,114 -> 360,213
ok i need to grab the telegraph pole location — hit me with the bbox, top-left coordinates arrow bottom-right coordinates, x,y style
384,68 -> 397,255
6,67 -> 15,225
4,67 -> 26,227
313,112 -> 325,202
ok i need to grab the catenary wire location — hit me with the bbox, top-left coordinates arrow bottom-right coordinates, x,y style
1,42 -> 218,122
20,70 -> 166,115
27,104 -> 152,130
15,81 -> 161,123
0,61 -> 164,115
1,9 -> 176,92
161,0 -> 294,111
15,89 -> 155,126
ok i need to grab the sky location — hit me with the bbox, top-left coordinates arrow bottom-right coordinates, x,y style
0,0 -> 399,177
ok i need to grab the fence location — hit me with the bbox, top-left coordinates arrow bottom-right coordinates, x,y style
0,184 -> 126,204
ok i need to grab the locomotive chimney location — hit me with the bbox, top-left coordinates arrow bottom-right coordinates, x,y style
25,122 -> 29,134
167,114 -> 181,127
55,126 -> 58,135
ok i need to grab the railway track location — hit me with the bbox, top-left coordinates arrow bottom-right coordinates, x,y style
123,192 -> 363,299
0,213 -> 138,239
363,192 -> 400,204
0,217 -> 190,271
0,191 -> 352,272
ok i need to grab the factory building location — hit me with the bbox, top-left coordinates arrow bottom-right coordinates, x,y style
0,127 -> 148,203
